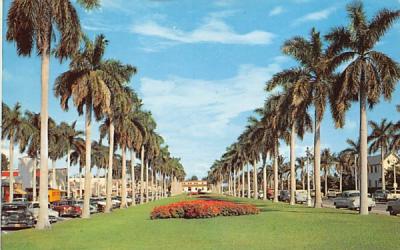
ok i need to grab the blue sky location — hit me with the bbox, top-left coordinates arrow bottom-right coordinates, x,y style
3,0 -> 400,178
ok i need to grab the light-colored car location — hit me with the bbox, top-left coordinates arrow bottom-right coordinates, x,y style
386,190 -> 400,201
27,202 -> 59,223
327,189 -> 340,198
387,199 -> 400,216
73,200 -> 98,214
295,190 -> 308,204
334,190 -> 375,211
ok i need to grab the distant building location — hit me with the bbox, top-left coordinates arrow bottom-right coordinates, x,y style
182,180 -> 208,193
367,152 -> 399,189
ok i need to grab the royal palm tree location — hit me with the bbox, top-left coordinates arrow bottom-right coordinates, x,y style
7,0 -> 99,229
343,138 -> 360,190
2,103 -> 30,202
54,35 -> 112,219
326,2 -> 400,215
57,121 -> 83,198
337,151 -> 354,192
321,148 -> 336,197
267,28 -> 336,208
368,119 -> 394,190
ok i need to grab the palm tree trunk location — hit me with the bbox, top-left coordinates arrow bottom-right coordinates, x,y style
8,134 -> 14,202
359,86 -> 368,215
314,116 -> 322,208
324,168 -> 328,197
79,166 -> 83,198
273,141 -> 279,202
339,165 -> 343,193
131,150 -> 136,206
247,165 -> 250,198
67,147 -> 71,199
253,163 -> 257,200
37,48 -> 50,230
242,166 -> 245,197
33,159 -> 37,201
263,165 -> 267,201
145,161 -> 149,203
233,168 -> 236,197
140,146 -> 144,204
381,146 -> 386,190
302,164 -> 305,190
290,124 -> 296,205
83,104 -> 92,219
121,145 -> 127,208
52,160 -> 56,189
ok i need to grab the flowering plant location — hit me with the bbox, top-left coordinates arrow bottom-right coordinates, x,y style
150,200 -> 259,219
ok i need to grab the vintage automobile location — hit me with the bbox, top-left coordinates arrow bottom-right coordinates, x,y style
279,190 -> 290,202
1,203 -> 35,229
295,190 -> 308,204
386,190 -> 400,201
334,190 -> 376,211
373,189 -> 391,202
387,199 -> 400,216
327,189 -> 340,198
70,200 -> 98,214
52,200 -> 82,217
91,197 -> 107,212
266,188 -> 274,200
27,202 -> 59,223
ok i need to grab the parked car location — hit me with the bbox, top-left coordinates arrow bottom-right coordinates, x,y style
295,190 -> 308,204
387,199 -> 400,216
373,189 -> 391,202
386,190 -> 400,201
27,202 -> 59,223
334,190 -> 375,211
91,197 -> 107,212
52,200 -> 82,217
111,197 -> 122,208
258,191 -> 264,199
279,190 -> 290,202
1,203 -> 35,229
327,189 -> 340,198
71,200 -> 98,214
267,188 -> 274,200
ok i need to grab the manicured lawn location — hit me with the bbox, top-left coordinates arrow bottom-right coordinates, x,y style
3,194 -> 400,250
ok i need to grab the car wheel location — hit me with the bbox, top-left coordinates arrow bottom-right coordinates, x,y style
368,207 -> 372,212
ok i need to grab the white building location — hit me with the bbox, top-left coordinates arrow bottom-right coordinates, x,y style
182,180 -> 208,193
367,152 -> 399,189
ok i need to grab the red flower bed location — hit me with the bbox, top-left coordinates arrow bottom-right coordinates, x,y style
150,200 -> 259,219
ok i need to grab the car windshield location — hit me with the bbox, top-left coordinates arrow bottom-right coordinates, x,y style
349,193 -> 360,197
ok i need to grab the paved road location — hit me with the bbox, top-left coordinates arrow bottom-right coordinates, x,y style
322,198 -> 390,215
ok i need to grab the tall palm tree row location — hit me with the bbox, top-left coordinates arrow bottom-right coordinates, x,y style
5,0 -> 185,230
207,2 -> 400,216
6,0 -> 102,230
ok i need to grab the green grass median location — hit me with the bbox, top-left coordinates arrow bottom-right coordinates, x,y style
3,194 -> 400,250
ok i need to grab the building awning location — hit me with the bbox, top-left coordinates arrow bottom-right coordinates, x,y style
15,188 -> 27,195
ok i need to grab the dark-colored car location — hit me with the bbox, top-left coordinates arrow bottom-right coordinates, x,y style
52,201 -> 82,217
279,190 -> 290,202
373,189 -> 390,202
1,203 -> 35,229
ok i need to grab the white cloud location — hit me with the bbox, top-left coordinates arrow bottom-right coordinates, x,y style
131,14 -> 275,45
293,7 -> 336,25
139,63 -> 281,177
269,6 -> 284,16
214,0 -> 235,7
